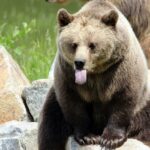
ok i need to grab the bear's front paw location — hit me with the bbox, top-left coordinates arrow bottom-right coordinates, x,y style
100,127 -> 127,149
74,134 -> 101,145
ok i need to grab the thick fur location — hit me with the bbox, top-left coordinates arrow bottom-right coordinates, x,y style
86,0 -> 150,67
47,0 -> 150,67
129,101 -> 150,143
38,0 -> 150,149
107,0 -> 150,67
38,87 -> 72,150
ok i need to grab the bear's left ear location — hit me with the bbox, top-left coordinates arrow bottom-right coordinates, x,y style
101,10 -> 118,27
57,8 -> 74,27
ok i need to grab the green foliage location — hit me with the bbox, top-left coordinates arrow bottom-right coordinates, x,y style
0,19 -> 56,81
0,0 -> 83,81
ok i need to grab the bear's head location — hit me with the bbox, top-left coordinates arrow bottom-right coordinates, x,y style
57,0 -> 130,85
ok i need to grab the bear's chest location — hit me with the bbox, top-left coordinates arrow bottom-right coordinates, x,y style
77,86 -> 99,102
76,78 -> 113,102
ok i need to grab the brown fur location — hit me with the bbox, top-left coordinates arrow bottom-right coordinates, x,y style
38,0 -> 150,150
47,0 -> 150,67
86,0 -> 150,67
107,0 -> 150,67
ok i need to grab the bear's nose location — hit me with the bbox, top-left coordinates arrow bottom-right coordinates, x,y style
74,60 -> 85,70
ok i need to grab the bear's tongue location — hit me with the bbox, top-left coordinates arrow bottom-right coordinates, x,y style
75,69 -> 87,85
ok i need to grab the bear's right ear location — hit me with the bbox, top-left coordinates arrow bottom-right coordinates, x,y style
101,10 -> 118,27
57,8 -> 74,27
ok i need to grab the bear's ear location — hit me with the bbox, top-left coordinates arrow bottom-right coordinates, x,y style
57,8 -> 74,27
101,10 -> 118,27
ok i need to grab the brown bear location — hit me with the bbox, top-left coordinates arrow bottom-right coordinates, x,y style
47,0 -> 150,67
38,0 -> 150,149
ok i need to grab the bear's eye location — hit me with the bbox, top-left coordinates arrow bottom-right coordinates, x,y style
71,43 -> 78,50
88,43 -> 96,50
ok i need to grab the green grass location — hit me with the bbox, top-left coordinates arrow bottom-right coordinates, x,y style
0,0 -> 84,81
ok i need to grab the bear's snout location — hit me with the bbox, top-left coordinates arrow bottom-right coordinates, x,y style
74,60 -> 85,70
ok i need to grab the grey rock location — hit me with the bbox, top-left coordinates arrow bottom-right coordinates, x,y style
0,121 -> 38,150
66,138 -> 101,150
0,121 -> 149,150
0,138 -> 23,150
22,79 -> 53,122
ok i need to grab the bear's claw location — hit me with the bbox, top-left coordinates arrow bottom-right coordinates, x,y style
100,127 -> 127,149
75,135 -> 101,145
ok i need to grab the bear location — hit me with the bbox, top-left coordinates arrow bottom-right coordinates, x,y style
46,0 -> 150,67
38,0 -> 150,149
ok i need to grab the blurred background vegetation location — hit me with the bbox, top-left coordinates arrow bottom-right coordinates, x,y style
0,0 -> 84,81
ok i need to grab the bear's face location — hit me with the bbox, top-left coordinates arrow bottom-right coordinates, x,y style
57,8 -> 128,84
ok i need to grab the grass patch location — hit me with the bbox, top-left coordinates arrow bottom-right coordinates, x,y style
0,0 -> 83,81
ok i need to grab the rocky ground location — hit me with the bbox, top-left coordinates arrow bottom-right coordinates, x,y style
0,46 -> 149,150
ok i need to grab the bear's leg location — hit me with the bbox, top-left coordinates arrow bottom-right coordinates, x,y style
136,129 -> 150,142
74,103 -> 106,146
130,102 -> 150,143
38,87 -> 72,150
99,96 -> 133,149
55,78 -> 93,146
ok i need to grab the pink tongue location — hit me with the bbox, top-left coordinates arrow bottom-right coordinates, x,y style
75,70 -> 87,85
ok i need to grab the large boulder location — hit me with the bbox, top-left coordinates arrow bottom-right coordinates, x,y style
0,121 -> 149,150
0,46 -> 30,123
0,121 -> 38,150
22,79 -> 53,121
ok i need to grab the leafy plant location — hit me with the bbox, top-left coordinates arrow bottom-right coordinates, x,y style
0,0 -> 83,81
